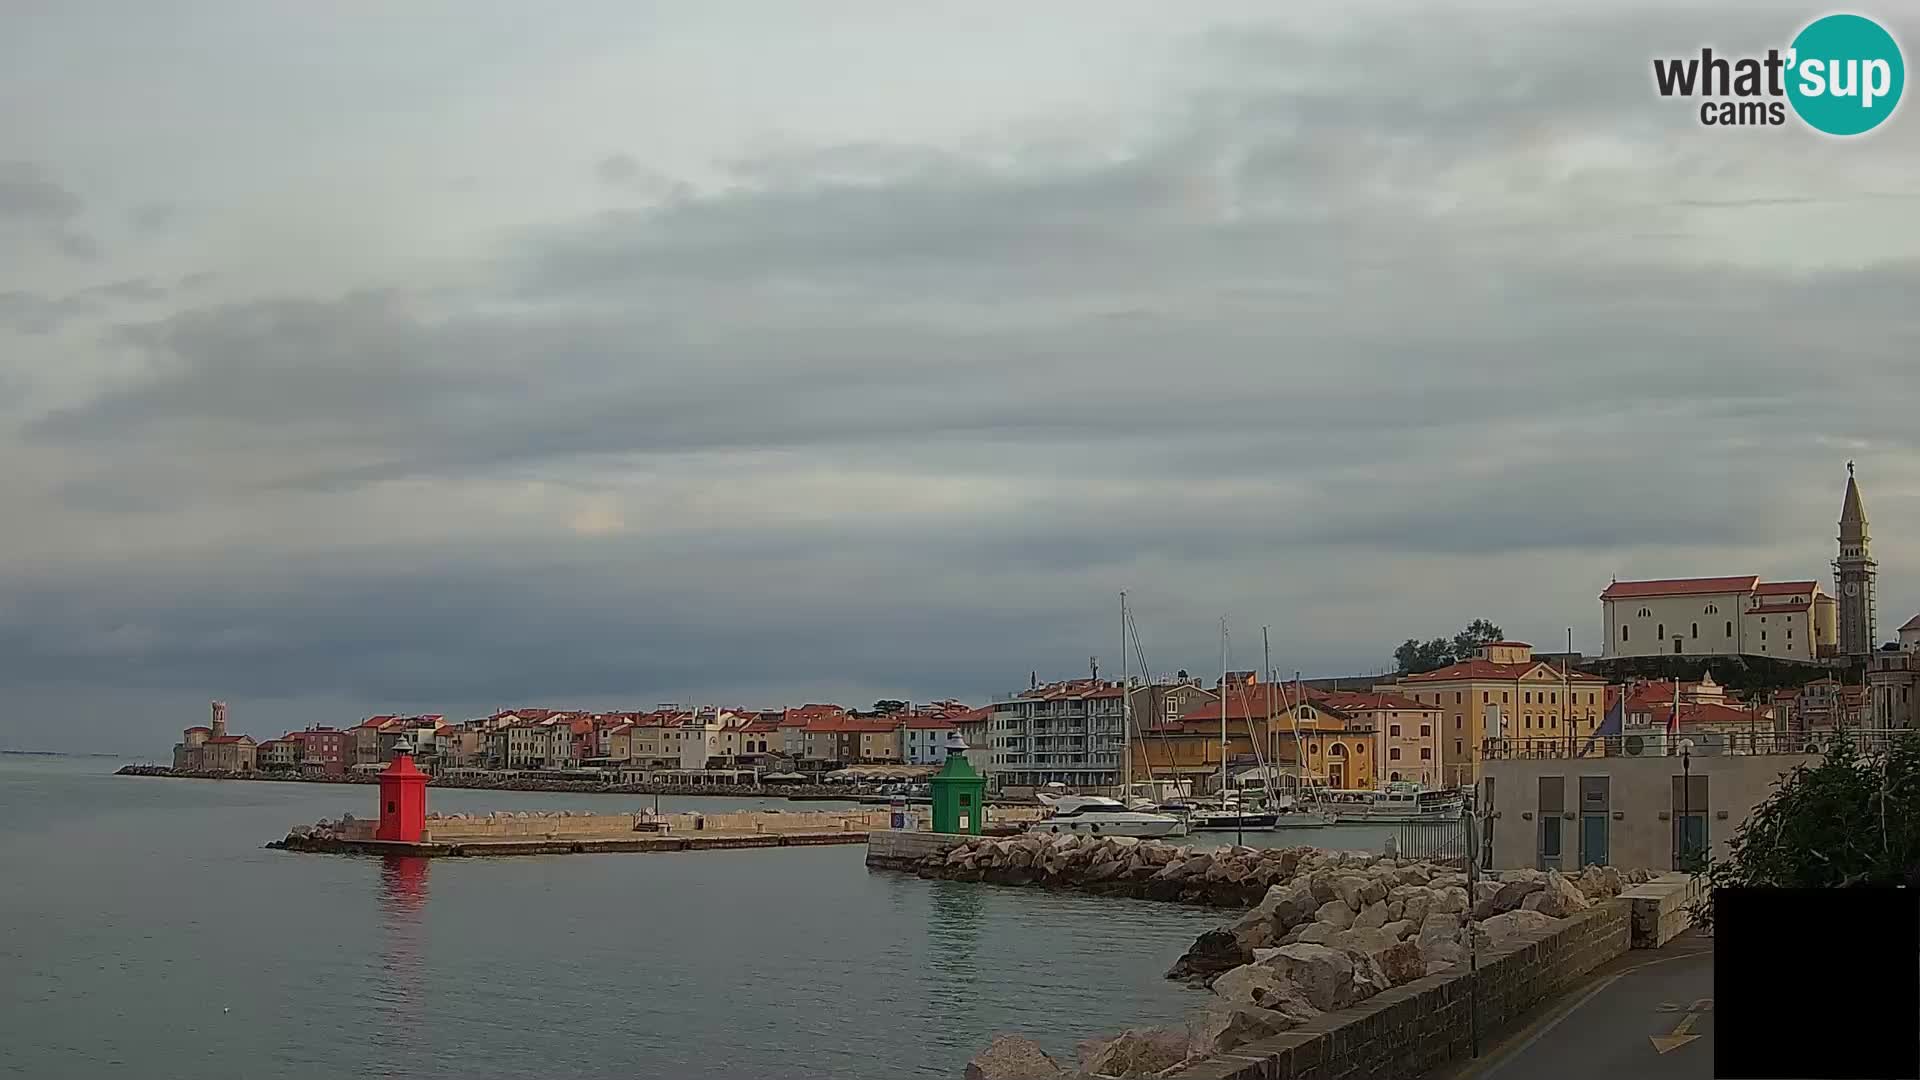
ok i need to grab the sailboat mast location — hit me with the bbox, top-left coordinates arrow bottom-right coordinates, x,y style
1120,591 -> 1129,800
1219,618 -> 1229,800
1263,627 -> 1275,798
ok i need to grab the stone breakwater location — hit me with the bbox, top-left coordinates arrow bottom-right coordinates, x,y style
959,843 -> 1657,1079
907,833 -> 1340,908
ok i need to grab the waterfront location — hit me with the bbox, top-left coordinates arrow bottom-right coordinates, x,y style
0,757 -> 1225,1079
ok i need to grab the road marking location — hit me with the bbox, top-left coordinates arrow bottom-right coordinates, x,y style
1459,947 -> 1711,1080
1651,1009 -> 1703,1054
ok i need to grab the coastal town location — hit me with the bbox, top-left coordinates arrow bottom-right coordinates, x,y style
140,467 -> 1920,886
163,468 -> 1909,803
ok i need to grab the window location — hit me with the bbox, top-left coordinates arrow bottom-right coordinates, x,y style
1657,623 -> 1664,639
1390,748 -> 1401,760
1420,724 -> 1432,736
1524,692 -> 1531,704
1524,716 -> 1532,729
1638,607 -> 1652,618
1725,621 -> 1733,638
1502,692 -> 1509,703
1455,715 -> 1463,730
1622,626 -> 1630,642
1421,748 -> 1432,760
1705,603 -> 1718,614
1389,724 -> 1401,736
1787,628 -> 1793,640
1761,630 -> 1767,641
1455,740 -> 1463,756
1550,693 -> 1557,704
1390,772 -> 1401,782
1691,623 -> 1698,638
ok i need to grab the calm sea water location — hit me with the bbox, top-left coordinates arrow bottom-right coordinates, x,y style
0,757 -> 1240,1080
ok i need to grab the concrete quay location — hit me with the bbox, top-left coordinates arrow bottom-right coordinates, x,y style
273,807 -> 901,857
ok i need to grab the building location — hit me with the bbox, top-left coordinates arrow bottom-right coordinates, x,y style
1311,691 -> 1443,788
172,701 -> 257,773
948,706 -> 993,772
1480,725 -> 1879,872
903,716 -> 958,765
988,679 -> 1125,790
293,727 -> 350,775
256,737 -> 299,771
1836,463 -> 1877,658
1600,577 -> 1836,662
1790,677 -> 1866,733
1870,628 -> 1920,729
802,715 -> 904,766
1384,642 -> 1609,787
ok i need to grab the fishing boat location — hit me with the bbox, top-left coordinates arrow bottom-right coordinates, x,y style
1308,782 -> 1464,824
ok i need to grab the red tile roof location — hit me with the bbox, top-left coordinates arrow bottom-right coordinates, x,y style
1601,575 -> 1760,600
903,717 -> 957,730
1754,581 -> 1817,595
1312,690 -> 1437,713
183,726 -> 212,734
1400,659 -> 1607,683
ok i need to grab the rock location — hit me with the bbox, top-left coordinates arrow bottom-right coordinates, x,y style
1418,912 -> 1460,939
1167,929 -> 1252,984
1233,918 -> 1279,951
1295,922 -> 1335,944
1472,880 -> 1502,905
1258,943 -> 1355,1011
1476,909 -> 1558,950
1576,864 -> 1624,900
1521,872 -> 1591,918
1333,875 -> 1370,910
1187,1003 -> 1303,1057
1078,1028 -> 1189,1078
1420,938 -> 1466,973
1314,899 -> 1357,930
1385,899 -> 1404,921
1390,885 -> 1432,927
1107,835 -> 1143,848
1428,886 -> 1469,915
288,824 -> 312,839
965,1035 -> 1066,1080
1210,963 -> 1319,1019
1377,939 -> 1426,985
1352,900 -> 1389,930
1474,879 -> 1546,920
1359,876 -> 1391,906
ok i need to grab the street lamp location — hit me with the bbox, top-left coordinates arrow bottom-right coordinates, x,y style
1679,738 -> 1696,871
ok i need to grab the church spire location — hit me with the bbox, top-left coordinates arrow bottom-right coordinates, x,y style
1840,460 -> 1868,541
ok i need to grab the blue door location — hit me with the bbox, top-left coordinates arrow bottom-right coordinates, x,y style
1580,813 -> 1609,867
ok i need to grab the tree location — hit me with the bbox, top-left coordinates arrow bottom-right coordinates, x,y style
1450,619 -> 1506,662
871,699 -> 909,716
1392,619 -> 1506,674
1694,730 -> 1920,926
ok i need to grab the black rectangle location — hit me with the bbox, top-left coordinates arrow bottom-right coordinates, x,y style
1716,888 -> 1919,1079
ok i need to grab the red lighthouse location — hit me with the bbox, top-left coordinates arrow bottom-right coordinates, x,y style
375,737 -> 428,843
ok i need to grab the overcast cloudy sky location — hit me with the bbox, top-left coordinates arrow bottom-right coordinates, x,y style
5,2 -> 1920,753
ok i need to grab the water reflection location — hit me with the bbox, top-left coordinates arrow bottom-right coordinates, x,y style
371,856 -> 430,1050
925,879 -> 985,1029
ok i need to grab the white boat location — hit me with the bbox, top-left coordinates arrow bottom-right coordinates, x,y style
1310,783 -> 1464,824
1031,794 -> 1187,838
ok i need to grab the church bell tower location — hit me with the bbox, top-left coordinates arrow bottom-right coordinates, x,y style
1836,462 -> 1877,657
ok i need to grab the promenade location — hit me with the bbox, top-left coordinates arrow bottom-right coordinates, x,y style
1443,931 -> 1713,1080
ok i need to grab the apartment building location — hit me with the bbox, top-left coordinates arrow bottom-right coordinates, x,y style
1384,642 -> 1609,787
988,679 -> 1125,791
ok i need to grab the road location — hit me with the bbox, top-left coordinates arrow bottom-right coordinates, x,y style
1447,932 -> 1715,1080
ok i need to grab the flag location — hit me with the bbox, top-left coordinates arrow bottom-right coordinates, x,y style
1246,673 -> 1257,686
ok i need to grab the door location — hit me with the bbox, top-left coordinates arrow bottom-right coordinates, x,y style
1580,814 -> 1609,867
1673,637 -> 1684,655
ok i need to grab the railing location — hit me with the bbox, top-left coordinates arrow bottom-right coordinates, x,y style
1483,727 -> 1905,761
1393,817 -> 1469,866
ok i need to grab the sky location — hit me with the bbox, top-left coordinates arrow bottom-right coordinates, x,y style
5,1 -> 1920,754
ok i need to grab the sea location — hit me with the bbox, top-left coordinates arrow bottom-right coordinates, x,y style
0,755 -> 1401,1079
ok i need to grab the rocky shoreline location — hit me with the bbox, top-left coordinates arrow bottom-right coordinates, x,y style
114,764 -> 903,800
952,836 -> 1655,1078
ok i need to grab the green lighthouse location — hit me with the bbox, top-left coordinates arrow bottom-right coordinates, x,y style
930,731 -> 986,835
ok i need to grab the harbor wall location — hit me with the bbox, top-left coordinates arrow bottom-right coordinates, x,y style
866,830 -> 965,869
1171,898 -> 1633,1080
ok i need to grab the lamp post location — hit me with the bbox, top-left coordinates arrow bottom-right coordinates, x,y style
1679,738 -> 1695,871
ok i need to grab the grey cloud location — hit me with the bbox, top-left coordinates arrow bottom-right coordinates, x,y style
55,230 -> 102,260
0,161 -> 82,223
127,202 -> 179,232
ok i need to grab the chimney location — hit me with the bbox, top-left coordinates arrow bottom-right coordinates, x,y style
211,701 -> 228,738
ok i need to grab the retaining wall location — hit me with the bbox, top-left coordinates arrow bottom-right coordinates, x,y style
1622,872 -> 1700,949
1168,899 -> 1633,1080
865,830 -> 966,869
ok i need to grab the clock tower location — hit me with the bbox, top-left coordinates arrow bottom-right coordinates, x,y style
1835,462 -> 1877,658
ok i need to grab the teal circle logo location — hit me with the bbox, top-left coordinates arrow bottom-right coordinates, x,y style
1787,14 -> 1904,135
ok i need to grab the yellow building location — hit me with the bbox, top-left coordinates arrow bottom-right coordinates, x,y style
1380,642 -> 1609,788
1130,680 -> 1381,793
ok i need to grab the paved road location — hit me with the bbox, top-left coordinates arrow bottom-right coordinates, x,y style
1451,933 -> 1716,1080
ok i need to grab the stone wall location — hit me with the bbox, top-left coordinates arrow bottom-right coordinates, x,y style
866,830 -> 965,869
1622,873 -> 1699,949
1167,900 -> 1632,1080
